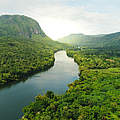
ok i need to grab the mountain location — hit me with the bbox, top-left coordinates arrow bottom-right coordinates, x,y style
0,15 -> 45,38
0,15 -> 69,86
58,32 -> 120,48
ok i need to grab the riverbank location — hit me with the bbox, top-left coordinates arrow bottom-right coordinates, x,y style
0,51 -> 79,120
21,49 -> 120,120
0,50 -> 55,87
0,34 -> 70,87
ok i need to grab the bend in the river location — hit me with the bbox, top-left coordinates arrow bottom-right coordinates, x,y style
0,51 -> 79,120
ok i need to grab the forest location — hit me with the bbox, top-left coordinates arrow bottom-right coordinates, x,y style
21,48 -> 120,120
0,15 -> 70,87
58,32 -> 120,49
0,14 -> 120,120
0,35 -> 68,86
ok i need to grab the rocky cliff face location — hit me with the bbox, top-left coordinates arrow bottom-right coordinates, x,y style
0,15 -> 46,38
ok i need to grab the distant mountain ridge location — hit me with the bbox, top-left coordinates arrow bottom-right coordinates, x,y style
0,15 -> 45,38
58,32 -> 120,48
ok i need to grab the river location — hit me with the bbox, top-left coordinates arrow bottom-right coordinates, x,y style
0,51 -> 79,120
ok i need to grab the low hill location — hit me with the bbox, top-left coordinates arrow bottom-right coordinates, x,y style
58,32 -> 120,48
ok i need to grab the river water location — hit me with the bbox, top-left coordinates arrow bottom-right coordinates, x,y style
0,51 -> 79,120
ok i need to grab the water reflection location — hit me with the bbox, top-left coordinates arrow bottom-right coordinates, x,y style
0,51 -> 79,120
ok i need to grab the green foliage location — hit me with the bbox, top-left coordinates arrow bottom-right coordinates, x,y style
0,15 -> 45,38
0,15 -> 70,86
58,32 -> 120,49
45,91 -> 54,99
0,34 -> 68,86
21,49 -> 120,120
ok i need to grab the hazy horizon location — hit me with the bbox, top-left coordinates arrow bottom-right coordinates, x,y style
1,0 -> 120,40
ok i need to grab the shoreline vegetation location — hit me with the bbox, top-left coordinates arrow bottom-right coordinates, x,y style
21,48 -> 120,120
0,14 -> 120,120
0,35 -> 68,87
0,15 -> 70,87
0,15 -> 69,88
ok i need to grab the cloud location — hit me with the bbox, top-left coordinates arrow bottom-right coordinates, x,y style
0,0 -> 120,39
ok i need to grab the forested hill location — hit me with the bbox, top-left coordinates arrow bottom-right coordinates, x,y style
0,15 -> 69,86
58,32 -> 120,48
0,15 -> 45,38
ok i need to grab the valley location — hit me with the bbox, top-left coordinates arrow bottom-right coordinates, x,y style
0,14 -> 120,120
0,51 -> 79,120
0,15 -> 69,86
21,48 -> 120,120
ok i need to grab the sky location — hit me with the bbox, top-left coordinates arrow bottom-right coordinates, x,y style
0,0 -> 120,40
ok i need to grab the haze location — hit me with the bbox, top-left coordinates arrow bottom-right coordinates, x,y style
0,0 -> 120,40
